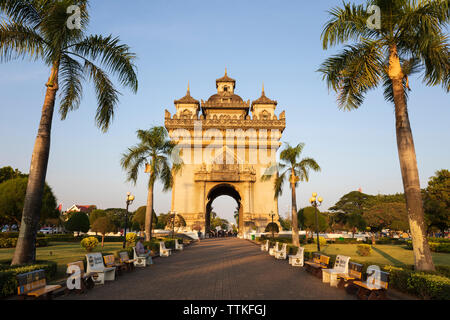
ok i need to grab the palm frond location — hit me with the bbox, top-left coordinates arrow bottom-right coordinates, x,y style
59,54 -> 84,119
70,35 -> 138,92
321,1 -> 377,49
0,21 -> 46,62
318,39 -> 384,110
0,0 -> 41,27
83,59 -> 119,132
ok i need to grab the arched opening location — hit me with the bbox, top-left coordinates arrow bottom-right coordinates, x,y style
206,184 -> 241,236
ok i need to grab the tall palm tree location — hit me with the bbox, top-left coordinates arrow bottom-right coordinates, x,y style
262,143 -> 321,247
318,0 -> 449,271
1,0 -> 138,265
121,127 -> 181,241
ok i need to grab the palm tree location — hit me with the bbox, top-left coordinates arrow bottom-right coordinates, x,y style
121,127 -> 181,241
1,0 -> 138,265
262,143 -> 321,247
318,0 -> 449,271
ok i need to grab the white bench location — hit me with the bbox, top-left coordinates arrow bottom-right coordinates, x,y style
275,243 -> 288,260
322,255 -> 350,287
288,247 -> 304,267
133,246 -> 153,267
175,239 -> 184,251
160,241 -> 172,257
261,240 -> 269,252
86,253 -> 116,285
269,242 -> 279,256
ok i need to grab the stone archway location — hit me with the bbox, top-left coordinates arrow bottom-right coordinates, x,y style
205,184 -> 241,235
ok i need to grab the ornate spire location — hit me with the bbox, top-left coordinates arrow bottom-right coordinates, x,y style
187,81 -> 190,95
262,82 -> 265,95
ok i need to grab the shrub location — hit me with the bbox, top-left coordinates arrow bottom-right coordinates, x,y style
45,234 -> 77,242
126,233 -> 137,247
0,237 -> 48,248
356,244 -> 372,256
313,236 -> 327,247
407,273 -> 450,300
406,241 -> 450,253
80,237 -> 99,252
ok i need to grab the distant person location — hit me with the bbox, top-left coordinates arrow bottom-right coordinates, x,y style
135,237 -> 153,265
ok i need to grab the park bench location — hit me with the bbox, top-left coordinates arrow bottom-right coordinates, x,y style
353,266 -> 390,300
288,247 -> 305,267
103,254 -> 127,276
304,253 -> 330,278
66,261 -> 96,294
17,269 -> 61,300
275,243 -> 288,260
119,251 -> 136,272
160,241 -> 172,257
175,239 -> 184,251
336,261 -> 363,293
86,253 -> 116,285
269,242 -> 280,256
133,246 -> 153,267
261,240 -> 269,252
322,255 -> 350,287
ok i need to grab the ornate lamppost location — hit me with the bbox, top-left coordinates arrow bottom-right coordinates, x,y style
269,211 -> 276,239
171,211 -> 177,239
309,193 -> 323,252
123,192 -> 135,249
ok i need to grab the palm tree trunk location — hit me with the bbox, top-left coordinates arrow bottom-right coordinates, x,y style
11,63 -> 59,265
290,172 -> 300,247
389,45 -> 435,271
145,178 -> 154,242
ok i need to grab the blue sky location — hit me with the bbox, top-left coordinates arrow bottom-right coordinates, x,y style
0,0 -> 449,223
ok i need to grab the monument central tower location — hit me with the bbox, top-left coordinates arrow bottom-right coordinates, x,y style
164,71 -> 286,235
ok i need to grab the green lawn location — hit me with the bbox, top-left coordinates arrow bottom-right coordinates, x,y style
0,242 -> 124,281
303,243 -> 450,267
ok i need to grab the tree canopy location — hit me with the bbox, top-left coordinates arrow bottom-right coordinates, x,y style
423,169 -> 450,234
298,206 -> 328,232
65,212 -> 90,235
132,206 -> 157,231
0,177 -> 59,226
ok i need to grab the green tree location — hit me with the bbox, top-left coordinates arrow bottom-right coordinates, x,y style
121,127 -> 181,241
65,212 -> 90,236
1,1 -> 138,265
298,206 -> 328,236
318,0 -> 449,271
364,202 -> 409,232
166,214 -> 186,237
262,143 -> 321,247
155,213 -> 170,230
132,206 -> 157,231
103,208 -> 128,229
0,166 -> 25,184
423,169 -> 450,235
265,222 -> 279,237
91,216 -> 117,247
278,216 -> 292,231
0,177 -> 59,227
89,209 -> 106,226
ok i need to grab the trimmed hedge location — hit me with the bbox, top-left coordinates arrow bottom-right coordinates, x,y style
405,241 -> 450,253
0,237 -> 49,248
0,260 -> 58,298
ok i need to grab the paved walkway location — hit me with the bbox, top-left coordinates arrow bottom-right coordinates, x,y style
60,238 -> 356,300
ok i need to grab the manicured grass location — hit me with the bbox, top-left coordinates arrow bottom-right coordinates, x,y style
0,241 -> 125,281
303,243 -> 450,267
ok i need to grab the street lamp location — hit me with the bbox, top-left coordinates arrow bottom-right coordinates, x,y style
123,192 -> 135,249
269,211 -> 276,239
171,211 -> 177,239
310,193 -> 323,252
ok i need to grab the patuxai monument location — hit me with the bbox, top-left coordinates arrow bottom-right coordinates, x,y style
164,71 -> 286,235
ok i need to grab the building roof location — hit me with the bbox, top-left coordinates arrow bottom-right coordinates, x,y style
206,91 -> 244,104
67,205 -> 96,213
251,85 -> 277,106
216,69 -> 236,87
174,85 -> 200,105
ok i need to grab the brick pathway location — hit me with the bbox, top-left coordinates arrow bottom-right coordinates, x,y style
60,238 -> 356,300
